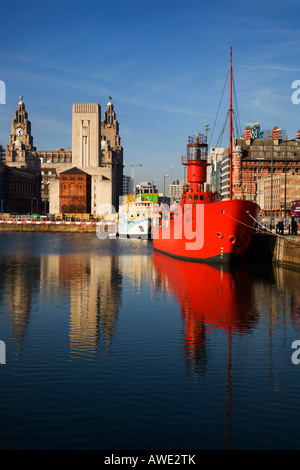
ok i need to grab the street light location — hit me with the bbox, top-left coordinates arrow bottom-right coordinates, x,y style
170,166 -> 176,199
152,180 -> 157,194
170,166 -> 176,184
130,163 -> 142,196
163,175 -> 169,204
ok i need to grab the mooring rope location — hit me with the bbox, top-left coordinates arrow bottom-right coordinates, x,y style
222,210 -> 300,247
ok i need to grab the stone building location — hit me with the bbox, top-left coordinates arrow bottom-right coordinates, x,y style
0,163 -> 41,214
45,98 -> 123,215
5,97 -> 123,216
4,97 -> 41,212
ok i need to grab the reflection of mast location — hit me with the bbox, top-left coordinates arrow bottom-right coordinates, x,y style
225,329 -> 232,449
182,304 -> 208,377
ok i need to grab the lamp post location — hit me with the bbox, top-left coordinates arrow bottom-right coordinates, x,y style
152,180 -> 157,194
130,163 -> 142,196
170,166 -> 176,200
170,166 -> 176,184
163,174 -> 169,204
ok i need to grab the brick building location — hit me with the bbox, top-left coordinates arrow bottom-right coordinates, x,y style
59,167 -> 91,214
226,124 -> 300,216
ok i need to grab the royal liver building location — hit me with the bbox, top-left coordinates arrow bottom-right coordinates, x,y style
6,96 -> 124,215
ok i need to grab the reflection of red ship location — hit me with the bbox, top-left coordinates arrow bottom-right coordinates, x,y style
153,49 -> 260,263
152,251 -> 258,352
152,250 -> 259,448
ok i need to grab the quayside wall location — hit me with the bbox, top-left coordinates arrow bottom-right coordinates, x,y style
249,232 -> 300,271
0,221 -> 98,233
272,236 -> 300,272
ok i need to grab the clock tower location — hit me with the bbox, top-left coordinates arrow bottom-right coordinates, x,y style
6,96 -> 36,164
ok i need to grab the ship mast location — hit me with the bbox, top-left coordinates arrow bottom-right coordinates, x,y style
229,46 -> 233,200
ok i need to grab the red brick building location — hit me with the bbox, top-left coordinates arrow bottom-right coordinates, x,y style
59,167 -> 91,214
230,126 -> 300,216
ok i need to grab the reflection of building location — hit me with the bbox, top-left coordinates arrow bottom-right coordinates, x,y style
59,167 -> 91,214
66,255 -> 122,356
3,254 -> 40,353
120,255 -> 153,291
40,252 -> 122,357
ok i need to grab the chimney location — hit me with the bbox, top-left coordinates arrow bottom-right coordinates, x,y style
244,126 -> 251,145
297,129 -> 300,140
272,127 -> 280,145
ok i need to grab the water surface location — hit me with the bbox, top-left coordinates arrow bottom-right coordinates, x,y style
0,232 -> 299,450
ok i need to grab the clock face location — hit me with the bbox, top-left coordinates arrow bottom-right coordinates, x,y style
15,127 -> 24,136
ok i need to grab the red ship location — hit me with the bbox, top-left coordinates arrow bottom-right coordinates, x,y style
152,49 -> 260,263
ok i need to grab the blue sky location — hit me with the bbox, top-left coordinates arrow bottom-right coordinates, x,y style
1,0 -> 300,191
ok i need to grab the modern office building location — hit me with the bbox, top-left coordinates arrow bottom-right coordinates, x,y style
123,175 -> 134,195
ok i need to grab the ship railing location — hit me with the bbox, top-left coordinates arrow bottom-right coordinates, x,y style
188,134 -> 207,144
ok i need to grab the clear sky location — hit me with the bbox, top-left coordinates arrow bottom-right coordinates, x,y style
1,0 -> 300,191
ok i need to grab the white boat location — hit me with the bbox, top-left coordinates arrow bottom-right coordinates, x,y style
118,193 -> 156,238
96,214 -> 118,238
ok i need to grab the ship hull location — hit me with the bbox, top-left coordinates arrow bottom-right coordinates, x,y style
152,199 -> 260,263
118,217 -> 151,238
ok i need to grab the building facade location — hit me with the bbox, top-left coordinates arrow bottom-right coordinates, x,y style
4,97 -> 41,212
135,181 -> 158,195
123,175 -> 134,195
257,173 -> 300,217
220,124 -> 300,216
59,167 -> 91,214
207,147 -> 224,199
0,164 -> 41,214
5,97 -> 124,216
169,179 -> 184,203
